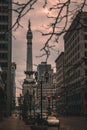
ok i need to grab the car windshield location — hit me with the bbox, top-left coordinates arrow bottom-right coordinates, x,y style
48,116 -> 57,120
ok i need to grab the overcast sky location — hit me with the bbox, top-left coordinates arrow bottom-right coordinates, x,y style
12,0 -> 87,98
12,0 -> 65,97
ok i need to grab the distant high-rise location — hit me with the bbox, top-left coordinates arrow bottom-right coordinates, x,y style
37,62 -> 52,81
37,62 -> 54,111
0,0 -> 12,116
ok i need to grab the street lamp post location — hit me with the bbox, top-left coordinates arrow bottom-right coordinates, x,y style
40,80 -> 43,119
33,89 -> 35,119
47,95 -> 51,115
35,70 -> 49,121
52,96 -> 54,111
30,70 -> 49,130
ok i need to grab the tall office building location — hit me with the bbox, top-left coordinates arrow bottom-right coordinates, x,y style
37,62 -> 52,81
55,52 -> 64,114
64,12 -> 87,116
0,0 -> 12,116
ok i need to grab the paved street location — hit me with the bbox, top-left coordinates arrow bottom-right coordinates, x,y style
0,115 -> 87,130
48,116 -> 87,130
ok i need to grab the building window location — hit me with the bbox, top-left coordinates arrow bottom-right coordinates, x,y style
83,18 -> 87,24
0,0 -> 9,3
84,43 -> 87,48
85,69 -> 87,76
0,34 -> 5,40
0,34 -> 8,41
0,62 -> 8,68
84,35 -> 87,40
0,43 -> 8,50
84,26 -> 87,32
0,15 -> 8,22
0,25 -> 8,31
5,33 -> 8,40
85,52 -> 87,57
0,6 -> 9,13
84,59 -> 87,65
0,53 -> 8,59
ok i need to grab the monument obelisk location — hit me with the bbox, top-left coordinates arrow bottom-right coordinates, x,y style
23,20 -> 34,94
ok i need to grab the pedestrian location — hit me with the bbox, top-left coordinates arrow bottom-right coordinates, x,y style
37,113 -> 40,125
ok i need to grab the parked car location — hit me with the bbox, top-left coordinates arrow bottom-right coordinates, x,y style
46,116 -> 60,127
35,113 -> 48,125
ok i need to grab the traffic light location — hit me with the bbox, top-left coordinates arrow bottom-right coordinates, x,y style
57,95 -> 61,99
47,95 -> 51,99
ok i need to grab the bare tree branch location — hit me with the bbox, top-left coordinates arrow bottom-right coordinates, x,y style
12,0 -> 87,62
12,0 -> 37,31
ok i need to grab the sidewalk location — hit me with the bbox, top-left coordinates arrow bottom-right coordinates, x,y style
0,114 -> 31,130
